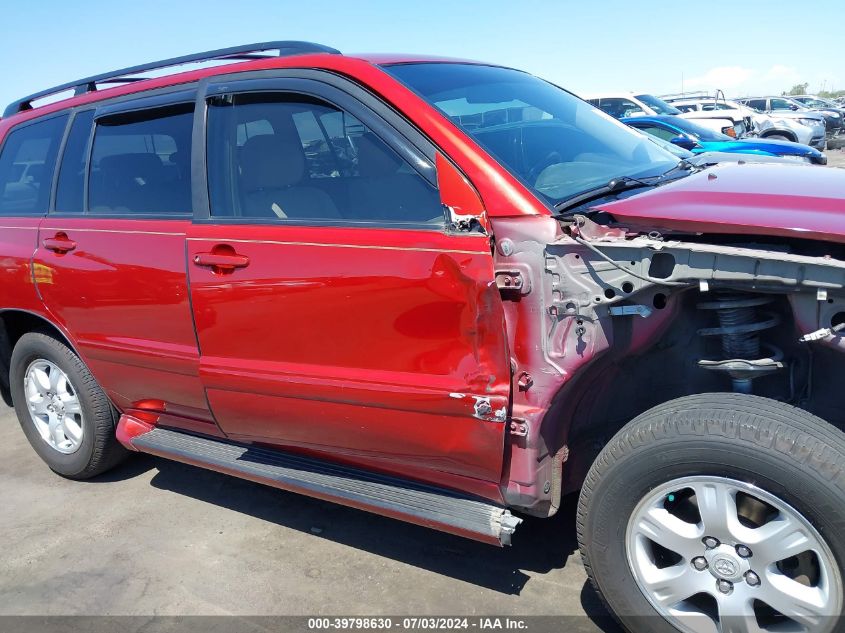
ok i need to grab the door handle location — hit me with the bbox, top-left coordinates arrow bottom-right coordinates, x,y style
193,250 -> 250,273
43,233 -> 77,254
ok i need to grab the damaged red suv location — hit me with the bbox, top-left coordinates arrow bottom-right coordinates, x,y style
2,42 -> 845,633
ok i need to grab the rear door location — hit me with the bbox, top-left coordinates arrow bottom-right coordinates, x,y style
32,92 -> 214,428
0,113 -> 67,314
187,73 -> 511,483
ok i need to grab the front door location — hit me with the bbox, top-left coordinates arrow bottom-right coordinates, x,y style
187,75 -> 511,483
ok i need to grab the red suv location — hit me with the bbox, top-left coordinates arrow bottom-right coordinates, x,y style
2,42 -> 845,633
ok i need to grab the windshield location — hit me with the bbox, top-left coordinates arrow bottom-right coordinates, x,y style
386,64 -> 679,205
634,94 -> 682,115
799,97 -> 833,108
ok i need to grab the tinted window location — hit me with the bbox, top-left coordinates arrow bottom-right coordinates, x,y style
387,64 -> 677,205
744,99 -> 766,112
0,115 -> 68,215
88,104 -> 193,214
652,117 -> 731,142
594,98 -> 645,118
771,98 -> 798,111
635,124 -> 678,142
55,110 -> 95,213
633,94 -> 681,115
207,93 -> 442,223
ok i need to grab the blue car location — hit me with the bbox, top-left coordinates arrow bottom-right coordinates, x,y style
621,115 -> 827,165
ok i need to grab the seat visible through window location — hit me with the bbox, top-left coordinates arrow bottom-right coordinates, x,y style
88,104 -> 193,214
239,135 -> 339,219
206,92 -> 443,224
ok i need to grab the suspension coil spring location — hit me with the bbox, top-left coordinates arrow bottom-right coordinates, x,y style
697,292 -> 784,393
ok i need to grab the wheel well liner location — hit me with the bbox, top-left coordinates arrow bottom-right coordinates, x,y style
0,310 -> 77,407
760,129 -> 797,142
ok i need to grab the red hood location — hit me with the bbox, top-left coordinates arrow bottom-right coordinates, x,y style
595,163 -> 845,244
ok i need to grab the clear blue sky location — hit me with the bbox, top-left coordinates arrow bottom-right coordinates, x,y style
1,0 -> 842,111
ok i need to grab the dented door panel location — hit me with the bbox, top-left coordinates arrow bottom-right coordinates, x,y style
187,223 -> 511,482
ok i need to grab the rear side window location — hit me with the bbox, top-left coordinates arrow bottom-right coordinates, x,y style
0,115 -> 68,215
55,110 -> 95,213
636,125 -> 678,142
88,104 -> 193,215
206,92 -> 442,224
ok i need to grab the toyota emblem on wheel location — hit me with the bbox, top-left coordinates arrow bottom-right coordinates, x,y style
713,557 -> 738,578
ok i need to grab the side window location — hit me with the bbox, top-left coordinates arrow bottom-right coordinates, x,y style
0,114 -> 68,215
55,110 -> 95,213
88,104 -> 193,215
674,104 -> 697,113
638,125 -> 678,142
207,92 -> 442,224
745,99 -> 766,112
596,98 -> 645,118
770,98 -> 795,111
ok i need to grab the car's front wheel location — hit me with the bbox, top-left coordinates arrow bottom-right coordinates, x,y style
10,331 -> 127,478
578,393 -> 845,633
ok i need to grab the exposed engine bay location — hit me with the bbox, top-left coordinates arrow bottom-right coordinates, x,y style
496,214 -> 845,511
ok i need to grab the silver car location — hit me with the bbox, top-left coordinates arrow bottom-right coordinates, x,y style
737,97 -> 839,150
664,95 -> 818,147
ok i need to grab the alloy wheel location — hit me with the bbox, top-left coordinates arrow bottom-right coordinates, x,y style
23,359 -> 84,454
626,475 -> 842,633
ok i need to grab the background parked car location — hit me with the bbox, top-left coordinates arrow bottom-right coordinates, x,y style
792,94 -> 845,121
622,114 -> 827,164
662,94 -> 817,145
739,96 -> 840,144
637,126 -> 818,167
583,92 -> 748,137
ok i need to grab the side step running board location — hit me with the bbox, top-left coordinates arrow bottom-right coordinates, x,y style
125,425 -> 521,546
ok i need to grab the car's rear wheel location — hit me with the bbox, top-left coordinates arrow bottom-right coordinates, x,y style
763,134 -> 791,141
10,331 -> 128,478
577,393 -> 845,633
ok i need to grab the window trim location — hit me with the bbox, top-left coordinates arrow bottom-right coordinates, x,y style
50,108 -> 95,214
193,72 -> 447,230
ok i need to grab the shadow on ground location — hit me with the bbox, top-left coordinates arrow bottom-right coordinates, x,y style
93,453 -> 619,631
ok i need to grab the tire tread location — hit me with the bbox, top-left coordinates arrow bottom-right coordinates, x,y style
576,393 -> 845,630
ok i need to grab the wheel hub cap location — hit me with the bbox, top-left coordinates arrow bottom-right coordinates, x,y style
706,546 -> 747,583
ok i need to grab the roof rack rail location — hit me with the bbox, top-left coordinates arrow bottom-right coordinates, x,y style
4,40 -> 340,118
659,90 -> 714,101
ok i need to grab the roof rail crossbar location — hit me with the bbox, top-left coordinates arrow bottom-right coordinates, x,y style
4,40 -> 341,117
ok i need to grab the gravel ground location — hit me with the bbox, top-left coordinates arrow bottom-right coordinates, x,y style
827,146 -> 845,168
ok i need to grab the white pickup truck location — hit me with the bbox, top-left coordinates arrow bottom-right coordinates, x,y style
584,91 -> 750,137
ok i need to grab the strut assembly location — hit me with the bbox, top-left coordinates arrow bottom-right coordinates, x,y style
697,292 -> 785,393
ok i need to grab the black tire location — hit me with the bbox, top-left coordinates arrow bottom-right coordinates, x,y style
577,393 -> 845,633
762,133 -> 792,142
10,331 -> 128,479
